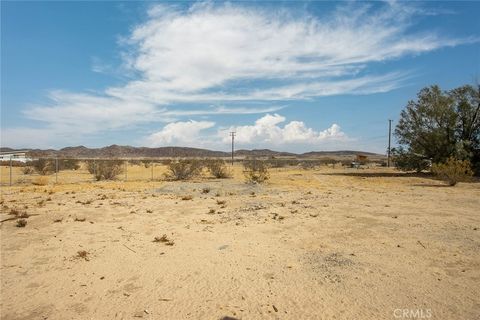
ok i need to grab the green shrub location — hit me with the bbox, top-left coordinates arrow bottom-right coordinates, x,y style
391,147 -> 430,173
243,159 -> 269,183
431,157 -> 473,186
86,160 -> 124,181
29,159 -> 55,175
204,159 -> 230,178
22,166 -> 34,174
164,159 -> 203,180
59,159 -> 80,170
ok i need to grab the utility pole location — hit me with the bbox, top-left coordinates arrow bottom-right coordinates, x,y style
229,131 -> 236,166
55,157 -> 58,184
387,119 -> 393,167
9,156 -> 12,186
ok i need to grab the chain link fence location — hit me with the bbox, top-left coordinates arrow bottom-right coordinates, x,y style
0,157 -> 362,186
0,158 -> 174,186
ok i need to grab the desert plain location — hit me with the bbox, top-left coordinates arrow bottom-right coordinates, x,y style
1,164 -> 479,320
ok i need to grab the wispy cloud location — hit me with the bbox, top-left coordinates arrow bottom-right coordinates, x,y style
3,1 -> 476,148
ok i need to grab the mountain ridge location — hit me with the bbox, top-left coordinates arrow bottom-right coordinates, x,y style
1,145 -> 384,159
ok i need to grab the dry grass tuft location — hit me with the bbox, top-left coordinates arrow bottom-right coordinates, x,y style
76,250 -> 89,261
153,234 -> 175,246
16,219 -> 27,227
9,208 -> 29,218
9,208 -> 20,216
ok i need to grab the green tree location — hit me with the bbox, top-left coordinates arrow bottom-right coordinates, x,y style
395,84 -> 480,174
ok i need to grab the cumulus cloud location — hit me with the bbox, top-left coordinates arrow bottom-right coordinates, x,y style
145,120 -> 215,147
143,114 -> 348,150
4,1 -> 476,148
220,114 -> 347,145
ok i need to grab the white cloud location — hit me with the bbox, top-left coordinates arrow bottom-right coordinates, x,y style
4,1 -> 476,148
220,114 -> 347,145
145,120 -> 215,147
109,1 -> 465,104
143,114 -> 348,150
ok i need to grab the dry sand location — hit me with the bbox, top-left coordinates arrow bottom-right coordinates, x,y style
1,166 -> 479,319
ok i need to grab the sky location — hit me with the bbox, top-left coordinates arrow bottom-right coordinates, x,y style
1,1 -> 479,153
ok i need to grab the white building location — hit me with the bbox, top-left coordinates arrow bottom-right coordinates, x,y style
0,151 -> 30,163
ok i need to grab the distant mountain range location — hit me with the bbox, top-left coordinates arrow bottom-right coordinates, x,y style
0,145 -> 384,159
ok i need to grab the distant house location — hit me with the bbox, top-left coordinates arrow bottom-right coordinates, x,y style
351,154 -> 369,168
0,151 -> 30,163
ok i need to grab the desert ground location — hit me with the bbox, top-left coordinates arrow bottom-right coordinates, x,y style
1,164 -> 479,320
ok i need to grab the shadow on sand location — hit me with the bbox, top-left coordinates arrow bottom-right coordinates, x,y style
319,171 -> 479,186
319,171 -> 430,179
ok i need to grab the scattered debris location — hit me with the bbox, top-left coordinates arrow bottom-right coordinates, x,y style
123,244 -> 137,253
417,240 -> 426,249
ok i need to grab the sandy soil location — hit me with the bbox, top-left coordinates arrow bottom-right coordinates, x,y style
1,166 -> 479,320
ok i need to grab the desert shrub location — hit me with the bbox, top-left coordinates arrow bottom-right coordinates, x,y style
59,159 -> 80,170
85,160 -> 96,174
164,159 -> 203,180
299,161 -> 317,170
0,160 -> 26,167
391,147 -> 430,173
243,159 -> 269,183
141,160 -> 151,168
29,159 -> 55,175
204,159 -> 230,178
431,157 -> 473,186
89,160 -> 125,181
22,166 -> 34,174
266,159 -> 288,168
16,219 -> 27,227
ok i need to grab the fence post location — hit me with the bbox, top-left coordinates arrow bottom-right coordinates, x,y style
151,161 -> 154,181
9,156 -> 12,186
125,160 -> 128,181
93,159 -> 96,181
55,158 -> 58,184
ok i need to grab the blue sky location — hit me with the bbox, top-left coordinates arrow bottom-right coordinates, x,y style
1,1 -> 479,153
